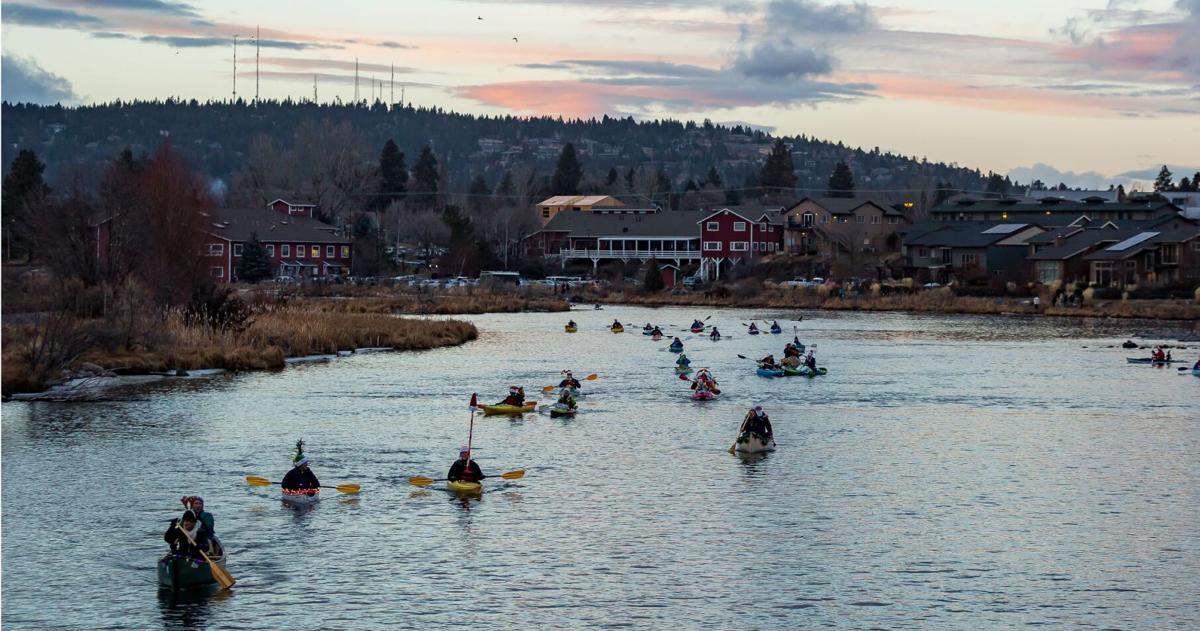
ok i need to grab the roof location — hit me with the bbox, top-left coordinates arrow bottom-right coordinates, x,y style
537,210 -> 706,238
269,198 -> 317,207
1082,226 -> 1200,261
205,207 -> 350,244
1026,227 -> 1137,261
932,197 -> 1181,216
904,221 -> 1043,248
788,196 -> 906,217
1020,190 -> 1119,203
537,195 -> 624,207
696,207 -> 781,225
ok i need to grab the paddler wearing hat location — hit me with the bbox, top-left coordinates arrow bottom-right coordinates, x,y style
497,385 -> 525,407
447,446 -> 485,483
281,440 -> 320,494
742,405 -> 773,441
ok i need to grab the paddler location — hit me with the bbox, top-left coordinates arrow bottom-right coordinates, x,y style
748,322 -> 759,334
447,447 -> 485,483
281,441 -> 320,494
709,327 -> 721,340
498,385 -> 525,406
758,354 -> 778,369
670,336 -> 683,348
612,318 -> 622,329
556,388 -> 577,410
181,495 -> 215,533
676,353 -> 691,367
558,371 -> 582,389
804,350 -> 817,371
742,405 -> 774,441
567,319 -> 576,328
643,323 -> 653,332
164,510 -> 212,560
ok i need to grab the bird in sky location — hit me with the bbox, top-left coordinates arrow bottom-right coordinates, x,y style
477,16 -> 483,20
512,37 -> 518,42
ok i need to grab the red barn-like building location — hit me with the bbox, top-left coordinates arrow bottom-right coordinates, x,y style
268,198 -> 318,219
697,208 -> 784,279
199,207 -> 352,281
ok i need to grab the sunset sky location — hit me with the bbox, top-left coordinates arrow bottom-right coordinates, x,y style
2,0 -> 1198,185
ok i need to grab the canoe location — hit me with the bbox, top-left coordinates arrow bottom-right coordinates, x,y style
447,480 -> 483,495
668,345 -> 684,353
1126,357 -> 1183,364
481,402 -> 537,416
549,404 -> 577,418
281,489 -> 319,508
611,326 -> 624,334
157,538 -> 225,590
564,326 -> 577,333
734,431 -> 776,454
756,367 -> 784,377
783,366 -> 828,377
691,390 -> 715,401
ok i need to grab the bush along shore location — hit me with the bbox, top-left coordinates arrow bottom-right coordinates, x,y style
285,287 -> 570,315
592,284 -> 1200,321
2,303 -> 477,398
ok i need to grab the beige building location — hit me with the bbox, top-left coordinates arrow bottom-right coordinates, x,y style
535,195 -> 626,224
783,197 -> 910,257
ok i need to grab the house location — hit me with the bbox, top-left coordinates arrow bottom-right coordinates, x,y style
902,221 -> 1046,284
1026,225 -> 1135,285
696,208 -> 783,280
535,195 -> 639,224
268,198 -> 318,219
782,197 -> 908,258
1020,189 -> 1120,203
931,196 -> 1181,225
522,209 -> 706,274
1081,225 -> 1200,287
200,206 -> 352,281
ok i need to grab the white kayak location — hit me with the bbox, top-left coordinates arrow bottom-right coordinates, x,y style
281,489 -> 320,507
733,431 -> 776,454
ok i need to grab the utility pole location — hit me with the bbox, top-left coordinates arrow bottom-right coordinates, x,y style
354,58 -> 359,102
313,74 -> 318,102
400,84 -> 405,108
390,64 -> 394,103
255,25 -> 260,102
232,35 -> 238,100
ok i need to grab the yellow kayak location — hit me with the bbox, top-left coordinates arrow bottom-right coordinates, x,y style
611,326 -> 624,333
480,402 -> 536,415
564,325 -> 577,333
447,480 -> 482,494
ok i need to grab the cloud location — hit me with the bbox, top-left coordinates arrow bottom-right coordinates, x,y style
81,0 -> 201,18
118,34 -> 341,50
1,54 -> 79,104
546,59 -> 718,77
375,40 -> 416,49
1116,164 -> 1200,179
259,57 -> 419,74
1,3 -> 105,28
733,41 -> 833,78
761,0 -> 877,33
1007,163 -> 1113,189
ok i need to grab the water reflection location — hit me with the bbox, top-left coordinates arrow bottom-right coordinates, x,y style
156,585 -> 231,630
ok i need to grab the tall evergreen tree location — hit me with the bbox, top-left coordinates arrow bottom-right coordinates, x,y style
703,166 -> 722,189
625,167 -> 636,191
759,139 -> 796,194
411,145 -> 439,210
605,167 -> 618,187
984,172 -> 1009,196
1179,176 -> 1192,193
1153,165 -> 1173,192
371,139 -> 407,211
642,258 -> 665,292
826,161 -> 856,198
236,232 -> 273,282
551,143 -> 583,195
467,173 -> 489,213
2,149 -> 50,260
495,171 -> 516,204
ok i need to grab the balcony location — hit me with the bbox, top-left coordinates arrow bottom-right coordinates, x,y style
559,248 -> 702,261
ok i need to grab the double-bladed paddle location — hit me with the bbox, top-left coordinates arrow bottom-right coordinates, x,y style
407,469 -> 526,487
245,476 -> 361,494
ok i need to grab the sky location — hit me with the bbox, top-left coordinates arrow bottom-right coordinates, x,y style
2,0 -> 1198,186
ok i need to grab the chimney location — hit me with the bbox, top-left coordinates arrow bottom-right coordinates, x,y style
1054,233 -> 1063,247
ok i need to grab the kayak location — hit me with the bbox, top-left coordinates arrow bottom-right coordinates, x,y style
652,334 -> 663,341
564,325 -> 577,333
690,326 -> 704,333
692,390 -> 715,401
481,402 -> 537,415
783,366 -> 828,377
611,326 -> 624,334
734,431 -> 776,454
756,367 -> 784,377
281,489 -> 319,508
1126,357 -> 1183,364
1193,367 -> 1200,377
157,539 -> 226,590
642,329 -> 654,336
549,403 -> 577,418
446,480 -> 483,495
668,345 -> 683,353
769,327 -> 782,334
748,329 -> 760,335
675,364 -> 692,374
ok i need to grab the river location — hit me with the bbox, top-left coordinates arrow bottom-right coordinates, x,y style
3,307 -> 1198,629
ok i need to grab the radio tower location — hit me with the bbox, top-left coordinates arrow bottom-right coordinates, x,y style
354,58 -> 359,102
313,74 -> 318,102
232,35 -> 238,100
255,25 -> 260,102
390,64 -> 394,103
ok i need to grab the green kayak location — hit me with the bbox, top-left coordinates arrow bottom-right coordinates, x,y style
782,366 -> 828,378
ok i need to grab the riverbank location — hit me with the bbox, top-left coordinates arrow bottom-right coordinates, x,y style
596,287 -> 1200,321
2,308 -> 477,397
286,289 -> 570,315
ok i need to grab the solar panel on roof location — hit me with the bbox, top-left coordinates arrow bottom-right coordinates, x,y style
981,223 -> 1026,234
1106,231 -> 1158,251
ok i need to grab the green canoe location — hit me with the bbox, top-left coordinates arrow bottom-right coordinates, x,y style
157,544 -> 226,591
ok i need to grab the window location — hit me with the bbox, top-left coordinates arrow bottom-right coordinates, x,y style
341,246 -> 350,258
703,241 -> 721,251
206,243 -> 224,256
854,215 -> 865,224
326,245 -> 335,257
917,248 -> 930,258
821,214 -> 830,224
706,221 -> 719,231
266,244 -> 275,257
282,244 -> 290,257
733,221 -> 747,232
758,242 -> 767,251
297,245 -> 306,258
542,209 -> 550,218
1160,244 -> 1179,265
871,215 -> 881,224
760,222 -> 769,231
210,266 -> 224,278
1193,240 -> 1200,252
801,212 -> 814,227
1036,261 -> 1060,283
233,243 -> 243,256
730,241 -> 749,251
941,249 -> 952,264
1092,261 -> 1115,285
960,253 -> 979,266
311,245 -> 320,258
888,216 -> 899,225
863,237 -> 871,246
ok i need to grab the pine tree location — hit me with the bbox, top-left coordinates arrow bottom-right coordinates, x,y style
495,171 -> 515,205
236,232 -> 273,282
826,161 -> 855,198
1179,176 -> 1192,193
703,166 -> 722,189
625,167 -> 635,191
371,139 -> 407,212
411,146 -> 439,210
605,167 -> 618,187
1153,165 -> 1173,192
2,148 -> 50,260
642,258 -> 665,292
759,139 -> 796,194
467,173 -> 489,213
551,143 -> 583,194
1192,172 -> 1200,192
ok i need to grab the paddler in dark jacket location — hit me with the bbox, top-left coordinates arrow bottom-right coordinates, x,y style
558,371 -> 581,388
709,327 -> 721,340
805,351 -> 817,370
181,495 -> 215,533
758,354 -> 778,369
282,443 -> 320,493
447,447 -> 485,482
164,510 -> 212,559
742,405 -> 773,440
498,385 -> 525,406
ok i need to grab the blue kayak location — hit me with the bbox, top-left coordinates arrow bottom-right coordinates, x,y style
770,327 -> 782,334
756,367 -> 784,377
669,345 -> 684,353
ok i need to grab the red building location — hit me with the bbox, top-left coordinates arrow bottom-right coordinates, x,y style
268,198 -> 318,219
199,206 -> 352,281
697,207 -> 784,279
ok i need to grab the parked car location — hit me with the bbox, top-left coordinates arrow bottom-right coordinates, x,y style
683,275 -> 703,288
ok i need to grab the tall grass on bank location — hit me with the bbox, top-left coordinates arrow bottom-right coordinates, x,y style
289,291 -> 570,315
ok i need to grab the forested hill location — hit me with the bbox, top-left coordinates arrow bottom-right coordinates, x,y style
1,99 -> 988,204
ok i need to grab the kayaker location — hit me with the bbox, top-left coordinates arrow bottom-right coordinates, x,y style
709,327 -> 721,340
784,343 -> 801,358
643,323 -> 653,332
793,335 -> 801,346
567,320 -> 576,328
692,319 -> 704,329
498,386 -> 525,406
282,443 -> 320,494
781,354 -> 800,368
742,405 -> 773,441
758,354 -> 777,369
651,326 -> 663,336
676,353 -> 691,367
447,447 -> 485,483
612,319 -> 622,329
748,322 -> 759,334
805,351 -> 817,371
181,495 -> 215,533
556,388 -> 577,409
670,336 -> 683,347
164,510 -> 212,560
558,371 -> 582,389
770,320 -> 781,331
1153,346 -> 1166,361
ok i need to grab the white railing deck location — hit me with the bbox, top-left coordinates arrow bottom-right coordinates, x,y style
558,249 -> 702,259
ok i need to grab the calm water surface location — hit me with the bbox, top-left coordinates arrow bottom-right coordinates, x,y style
3,308 -> 1198,629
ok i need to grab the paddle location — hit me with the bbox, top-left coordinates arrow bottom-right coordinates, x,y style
407,469 -> 526,487
728,410 -> 752,454
244,476 -> 361,494
176,523 -> 235,589
541,373 -> 598,392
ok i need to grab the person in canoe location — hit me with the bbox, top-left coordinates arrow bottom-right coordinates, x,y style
282,441 -> 320,495
709,327 -> 721,341
643,323 -> 654,333
448,447 -> 485,483
669,336 -> 684,349
693,369 -> 721,394
567,319 -> 577,328
181,496 -> 214,533
691,319 -> 704,330
748,322 -> 759,334
783,342 -> 801,358
676,353 -> 691,368
556,388 -> 578,410
1152,346 -> 1166,361
758,354 -> 778,369
558,371 -> 582,389
742,405 -> 774,442
164,509 -> 213,560
497,385 -> 526,407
